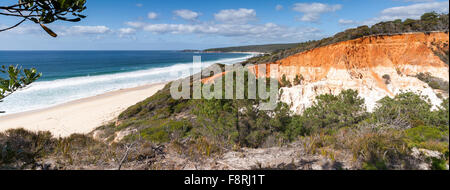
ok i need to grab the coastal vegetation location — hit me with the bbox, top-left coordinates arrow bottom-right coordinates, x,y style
1,70 -> 447,170
415,72 -> 449,93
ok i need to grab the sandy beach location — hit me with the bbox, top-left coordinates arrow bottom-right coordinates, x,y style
0,83 -> 167,137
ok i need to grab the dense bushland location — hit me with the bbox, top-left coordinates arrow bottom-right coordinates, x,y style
1,77 -> 448,169
98,69 -> 449,169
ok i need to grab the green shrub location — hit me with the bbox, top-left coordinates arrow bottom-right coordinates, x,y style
404,125 -> 449,152
189,71 -> 291,148
373,92 -> 434,128
293,74 -> 304,86
301,89 -> 367,133
415,72 -> 449,92
141,128 -> 169,143
428,81 -> 441,89
139,120 -> 192,143
362,160 -> 387,170
437,98 -> 449,126
0,129 -> 54,166
286,116 -> 310,138
0,128 -> 109,169
431,158 -> 447,170
118,83 -> 181,120
281,74 -> 292,87
405,126 -> 446,143
349,129 -> 408,169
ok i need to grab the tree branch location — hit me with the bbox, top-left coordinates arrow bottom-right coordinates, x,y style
1,0 -> 87,36
0,9 -> 34,32
0,12 -> 39,17
117,143 -> 135,170
0,2 -> 29,9
0,18 -> 27,32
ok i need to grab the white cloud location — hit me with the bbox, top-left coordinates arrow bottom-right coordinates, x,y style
214,8 -> 257,23
136,3 -> 143,7
125,7 -> 322,42
293,3 -> 342,22
64,26 -> 111,35
118,28 -> 136,37
123,7 -> 324,43
363,1 -> 449,25
2,24 -> 112,37
275,5 -> 283,11
126,21 -> 321,42
380,1 -> 448,19
173,9 -> 200,21
6,25 -> 41,34
338,19 -> 357,25
147,12 -> 158,19
125,21 -> 146,28
398,0 -> 434,2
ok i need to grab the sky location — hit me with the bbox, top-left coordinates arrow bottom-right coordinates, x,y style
0,0 -> 448,50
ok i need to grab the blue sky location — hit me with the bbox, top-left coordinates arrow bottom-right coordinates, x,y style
0,0 -> 448,50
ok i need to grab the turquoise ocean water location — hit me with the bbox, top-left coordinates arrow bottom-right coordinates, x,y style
0,51 -> 253,114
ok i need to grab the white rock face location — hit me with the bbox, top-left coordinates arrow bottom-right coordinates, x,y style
114,128 -> 138,143
410,147 -> 446,170
280,66 -> 447,114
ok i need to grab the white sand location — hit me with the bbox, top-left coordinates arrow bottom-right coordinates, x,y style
0,83 -> 167,137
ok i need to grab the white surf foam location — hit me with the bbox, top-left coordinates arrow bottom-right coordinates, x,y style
0,53 -> 256,114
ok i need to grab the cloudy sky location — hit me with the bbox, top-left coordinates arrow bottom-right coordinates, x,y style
0,0 -> 448,50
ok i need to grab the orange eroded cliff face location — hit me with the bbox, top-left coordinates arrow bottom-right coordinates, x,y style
277,32 -> 447,67
270,32 -> 448,81
203,32 -> 449,114
276,32 -> 449,113
244,32 -> 449,95
204,32 -> 448,84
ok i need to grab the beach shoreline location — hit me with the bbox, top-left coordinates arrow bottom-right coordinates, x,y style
0,82 -> 167,137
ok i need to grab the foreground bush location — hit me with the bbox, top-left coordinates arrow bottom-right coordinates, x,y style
287,89 -> 367,137
0,129 -> 54,168
3,84 -> 447,170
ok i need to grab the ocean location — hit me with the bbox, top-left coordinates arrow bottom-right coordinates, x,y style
0,51 -> 254,114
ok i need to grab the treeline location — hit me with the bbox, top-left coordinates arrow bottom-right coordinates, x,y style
203,43 -> 302,53
240,12 -> 449,65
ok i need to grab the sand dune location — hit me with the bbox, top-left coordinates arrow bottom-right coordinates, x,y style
0,83 -> 166,137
